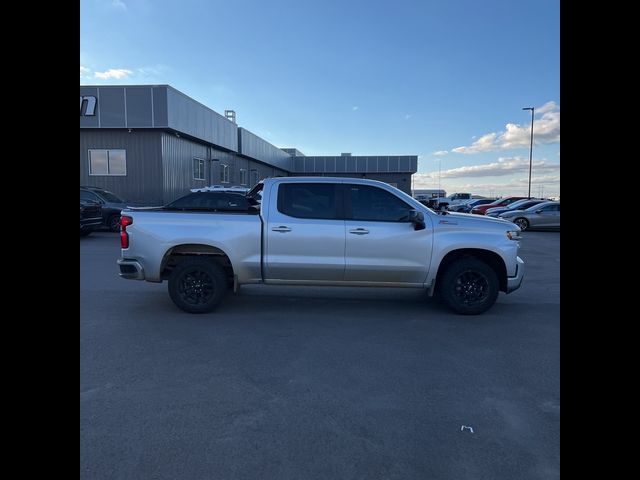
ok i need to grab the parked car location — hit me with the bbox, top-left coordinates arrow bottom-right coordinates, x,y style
80,186 -> 129,232
450,198 -> 495,213
164,191 -> 259,211
485,198 -> 547,217
80,200 -> 102,237
498,201 -> 560,231
431,192 -> 472,210
471,196 -> 527,215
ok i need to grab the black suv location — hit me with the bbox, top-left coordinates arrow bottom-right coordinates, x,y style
80,200 -> 103,236
80,186 -> 128,232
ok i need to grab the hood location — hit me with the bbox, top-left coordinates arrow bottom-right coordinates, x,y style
432,211 -> 517,229
498,210 -> 523,218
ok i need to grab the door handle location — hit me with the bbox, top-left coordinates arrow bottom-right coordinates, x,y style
272,226 -> 292,232
349,228 -> 369,235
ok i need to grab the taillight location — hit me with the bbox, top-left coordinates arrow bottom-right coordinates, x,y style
120,215 -> 133,249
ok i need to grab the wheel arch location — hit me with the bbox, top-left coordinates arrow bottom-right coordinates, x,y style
160,244 -> 235,284
513,217 -> 530,230
435,248 -> 508,293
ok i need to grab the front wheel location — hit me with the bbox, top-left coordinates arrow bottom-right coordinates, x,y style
439,258 -> 499,315
513,217 -> 529,231
168,258 -> 228,313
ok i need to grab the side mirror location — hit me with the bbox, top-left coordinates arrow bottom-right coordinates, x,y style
408,210 -> 426,231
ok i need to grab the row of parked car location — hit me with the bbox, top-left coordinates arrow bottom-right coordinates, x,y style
447,196 -> 560,231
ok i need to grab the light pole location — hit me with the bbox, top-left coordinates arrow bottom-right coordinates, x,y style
522,107 -> 534,198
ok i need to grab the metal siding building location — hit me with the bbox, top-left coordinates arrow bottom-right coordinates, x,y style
287,155 -> 417,193
79,130 -> 164,204
80,85 -> 417,203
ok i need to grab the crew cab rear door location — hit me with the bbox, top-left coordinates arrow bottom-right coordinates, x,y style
264,182 -> 346,281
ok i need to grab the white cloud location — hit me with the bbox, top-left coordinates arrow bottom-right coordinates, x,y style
453,133 -> 498,153
111,0 -> 127,10
352,106 -> 359,111
80,66 -> 91,78
433,150 -> 448,156
536,100 -> 558,115
418,156 -> 559,179
413,174 -> 559,189
94,68 -> 133,79
137,66 -> 162,77
412,174 -> 560,198
452,102 -> 560,153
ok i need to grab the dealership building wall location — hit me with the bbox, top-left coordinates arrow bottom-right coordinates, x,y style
80,85 -> 417,204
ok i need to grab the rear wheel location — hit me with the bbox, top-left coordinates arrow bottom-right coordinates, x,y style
513,217 -> 529,231
439,258 -> 499,315
168,258 -> 227,313
108,214 -> 121,232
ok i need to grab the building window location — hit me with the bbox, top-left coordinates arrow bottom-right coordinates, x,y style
251,169 -> 259,186
88,149 -> 126,176
220,164 -> 230,183
240,169 -> 247,186
193,158 -> 205,180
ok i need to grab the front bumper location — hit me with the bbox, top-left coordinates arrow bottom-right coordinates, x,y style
506,256 -> 525,293
117,259 -> 145,280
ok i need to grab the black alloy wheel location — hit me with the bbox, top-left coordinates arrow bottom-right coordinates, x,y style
168,258 -> 227,313
439,258 -> 499,315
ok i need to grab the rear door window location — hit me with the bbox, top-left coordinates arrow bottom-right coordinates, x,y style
277,183 -> 338,219
80,190 -> 100,202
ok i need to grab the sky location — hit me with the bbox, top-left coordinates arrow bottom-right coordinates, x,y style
80,0 -> 560,198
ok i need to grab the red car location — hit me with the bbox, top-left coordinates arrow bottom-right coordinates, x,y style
471,196 -> 527,215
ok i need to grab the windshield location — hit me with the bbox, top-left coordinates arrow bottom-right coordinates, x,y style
505,199 -> 535,210
524,201 -> 554,212
509,200 -> 543,210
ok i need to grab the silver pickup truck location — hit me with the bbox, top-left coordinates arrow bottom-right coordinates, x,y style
117,177 -> 524,315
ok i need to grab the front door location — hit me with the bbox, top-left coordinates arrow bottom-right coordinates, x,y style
534,203 -> 560,227
344,184 -> 432,284
265,183 -> 345,281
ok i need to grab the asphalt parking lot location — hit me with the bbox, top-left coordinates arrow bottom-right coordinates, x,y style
80,231 -> 559,480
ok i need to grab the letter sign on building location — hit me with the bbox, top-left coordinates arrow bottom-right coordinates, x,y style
80,96 -> 97,116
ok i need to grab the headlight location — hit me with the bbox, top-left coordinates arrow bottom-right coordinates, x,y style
506,230 -> 522,241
